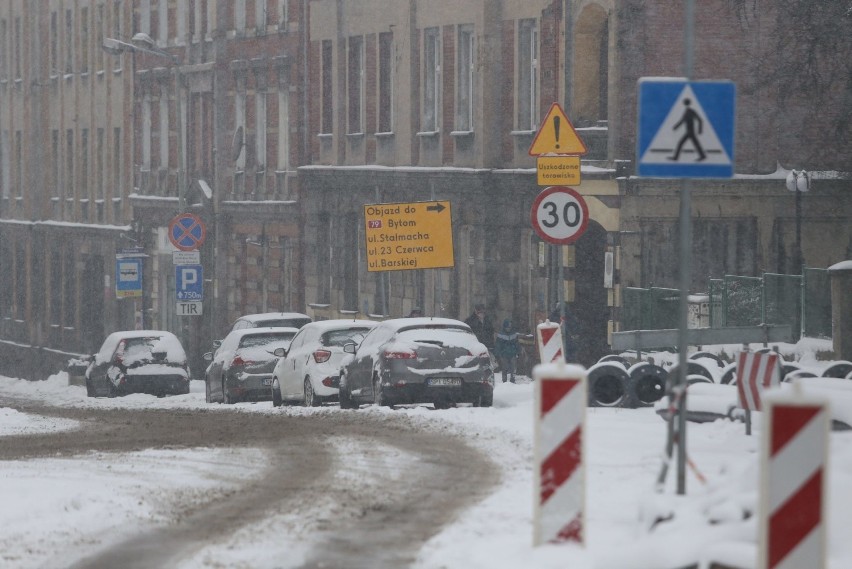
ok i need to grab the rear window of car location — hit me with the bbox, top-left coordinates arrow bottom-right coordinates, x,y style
321,327 -> 373,347
239,332 -> 297,348
118,336 -> 187,365
395,326 -> 480,348
256,318 -> 312,329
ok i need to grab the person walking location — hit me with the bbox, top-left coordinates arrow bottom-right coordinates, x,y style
494,319 -> 520,383
464,303 -> 495,351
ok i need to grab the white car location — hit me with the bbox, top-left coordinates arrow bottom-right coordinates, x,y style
271,319 -> 378,407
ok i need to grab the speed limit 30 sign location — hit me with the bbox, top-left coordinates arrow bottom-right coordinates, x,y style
530,186 -> 589,245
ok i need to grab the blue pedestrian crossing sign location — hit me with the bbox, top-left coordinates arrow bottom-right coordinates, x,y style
637,79 -> 735,178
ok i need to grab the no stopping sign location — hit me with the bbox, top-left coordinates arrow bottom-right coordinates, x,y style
530,186 -> 589,245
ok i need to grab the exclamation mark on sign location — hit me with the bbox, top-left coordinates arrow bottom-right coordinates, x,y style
553,116 -> 561,150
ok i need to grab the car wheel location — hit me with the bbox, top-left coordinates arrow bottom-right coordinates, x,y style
373,375 -> 389,407
222,379 -> 234,404
205,379 -> 213,403
304,378 -> 320,407
271,378 -> 283,407
85,377 -> 95,397
338,373 -> 357,410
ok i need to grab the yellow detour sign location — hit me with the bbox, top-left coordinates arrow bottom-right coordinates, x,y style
528,102 -> 588,156
364,201 -> 454,272
537,155 -> 581,185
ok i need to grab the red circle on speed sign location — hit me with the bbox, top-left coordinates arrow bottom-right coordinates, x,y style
530,186 -> 589,245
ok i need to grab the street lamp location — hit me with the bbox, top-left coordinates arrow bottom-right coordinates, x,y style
785,169 -> 810,273
102,34 -> 186,211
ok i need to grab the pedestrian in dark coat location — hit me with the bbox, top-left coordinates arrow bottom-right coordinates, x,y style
464,303 -> 495,350
494,319 -> 520,383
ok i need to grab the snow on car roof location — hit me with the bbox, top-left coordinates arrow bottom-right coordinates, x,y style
301,319 -> 378,332
224,326 -> 300,340
380,317 -> 471,332
234,312 -> 310,323
95,330 -> 185,364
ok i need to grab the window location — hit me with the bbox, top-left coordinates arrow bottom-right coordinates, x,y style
235,0 -> 246,34
321,40 -> 333,134
142,97 -> 152,170
96,128 -> 105,221
378,32 -> 393,133
234,83 -> 246,193
255,0 -> 266,31
277,0 -> 288,28
50,13 -> 58,74
277,82 -> 289,172
176,0 -> 187,44
65,130 -> 74,216
347,36 -> 364,134
256,90 -> 267,171
81,129 -> 89,219
158,0 -> 168,45
113,1 -> 122,71
457,25 -> 475,132
52,130 -> 61,215
63,250 -> 75,327
14,131 -> 22,200
0,19 -> 7,80
113,127 -> 122,218
422,28 -> 441,132
140,0 -> 151,36
14,17 -> 21,80
80,8 -> 89,74
49,251 -> 61,327
65,10 -> 74,74
0,130 -> 8,200
96,5 -> 105,72
518,19 -> 538,131
316,213 -> 331,303
159,94 -> 169,169
15,243 -> 26,320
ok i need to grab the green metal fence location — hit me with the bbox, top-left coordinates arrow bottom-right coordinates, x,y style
803,267 -> 832,338
624,266 -> 833,340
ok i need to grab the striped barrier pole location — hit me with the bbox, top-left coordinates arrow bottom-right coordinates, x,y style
736,351 -> 781,435
758,390 -> 829,569
533,362 -> 587,546
536,321 -> 565,364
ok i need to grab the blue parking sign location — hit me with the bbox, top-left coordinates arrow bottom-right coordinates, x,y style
637,79 -> 735,178
176,265 -> 203,301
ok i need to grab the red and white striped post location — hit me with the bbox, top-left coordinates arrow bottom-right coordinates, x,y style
758,391 -> 829,569
536,321 -> 565,364
736,351 -> 782,435
533,362 -> 587,546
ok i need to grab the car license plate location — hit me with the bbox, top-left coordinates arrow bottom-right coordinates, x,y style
428,377 -> 461,387
262,378 -> 273,386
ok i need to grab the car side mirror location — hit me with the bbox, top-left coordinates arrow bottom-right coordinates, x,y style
202,352 -> 213,361
212,339 -> 222,348
273,347 -> 287,358
343,342 -> 356,354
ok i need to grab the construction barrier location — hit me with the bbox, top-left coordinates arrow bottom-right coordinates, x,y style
533,362 -> 587,546
759,392 -> 829,569
536,321 -> 564,364
736,351 -> 782,412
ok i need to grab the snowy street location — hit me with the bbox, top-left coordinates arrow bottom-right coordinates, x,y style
2,347 -> 852,569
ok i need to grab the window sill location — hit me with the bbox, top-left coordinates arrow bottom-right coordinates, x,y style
345,132 -> 365,139
317,133 -> 332,139
450,130 -> 474,137
416,130 -> 440,138
375,131 -> 395,138
510,130 -> 536,137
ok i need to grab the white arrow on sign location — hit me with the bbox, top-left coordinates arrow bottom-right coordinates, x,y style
530,186 -> 590,245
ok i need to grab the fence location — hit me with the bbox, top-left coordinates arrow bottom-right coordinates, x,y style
622,267 -> 832,340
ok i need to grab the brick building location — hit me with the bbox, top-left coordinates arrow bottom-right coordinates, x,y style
1,0 -> 850,377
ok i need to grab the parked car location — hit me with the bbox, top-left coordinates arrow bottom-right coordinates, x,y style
85,331 -> 190,397
228,312 -> 312,333
204,327 -> 298,404
271,319 -> 378,407
338,318 -> 494,409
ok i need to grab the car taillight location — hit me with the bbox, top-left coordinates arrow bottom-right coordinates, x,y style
313,349 -> 332,363
384,349 -> 416,359
231,355 -> 254,367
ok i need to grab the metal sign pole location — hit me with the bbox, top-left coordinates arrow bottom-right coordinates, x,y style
674,0 -> 696,496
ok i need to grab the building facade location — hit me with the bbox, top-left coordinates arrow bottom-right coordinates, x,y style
1,0 -> 850,377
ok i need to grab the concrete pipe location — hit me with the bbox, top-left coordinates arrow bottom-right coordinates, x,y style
626,362 -> 668,407
823,361 -> 852,379
587,361 -> 630,408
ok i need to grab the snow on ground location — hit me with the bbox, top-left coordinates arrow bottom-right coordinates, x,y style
1,346 -> 851,569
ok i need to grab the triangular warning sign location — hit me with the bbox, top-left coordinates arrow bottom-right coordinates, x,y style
640,85 -> 731,166
528,103 -> 588,156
